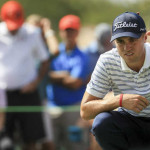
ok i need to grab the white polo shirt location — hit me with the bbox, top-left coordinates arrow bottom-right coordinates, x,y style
0,22 -> 49,90
87,43 -> 150,117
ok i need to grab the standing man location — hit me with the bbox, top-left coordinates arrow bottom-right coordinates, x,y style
0,1 -> 53,150
47,14 -> 90,150
47,14 -> 89,107
80,12 -> 150,150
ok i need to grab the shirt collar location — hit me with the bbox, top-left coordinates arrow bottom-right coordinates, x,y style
0,22 -> 26,37
59,42 -> 79,55
121,43 -> 150,72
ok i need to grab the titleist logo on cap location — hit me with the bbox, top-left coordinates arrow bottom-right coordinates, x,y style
114,21 -> 137,31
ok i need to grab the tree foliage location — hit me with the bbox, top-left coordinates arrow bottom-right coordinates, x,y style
0,0 -> 150,30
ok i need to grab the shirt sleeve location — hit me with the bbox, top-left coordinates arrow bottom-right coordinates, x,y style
86,54 -> 111,98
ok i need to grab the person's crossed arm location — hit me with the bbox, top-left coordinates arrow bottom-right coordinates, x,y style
49,71 -> 84,90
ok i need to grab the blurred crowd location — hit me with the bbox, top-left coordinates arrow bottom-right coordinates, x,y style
0,1 -> 114,150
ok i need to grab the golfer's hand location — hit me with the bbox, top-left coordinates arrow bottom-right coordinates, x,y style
122,94 -> 149,113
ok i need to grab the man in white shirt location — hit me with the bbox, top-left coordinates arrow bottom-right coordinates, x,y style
0,1 -> 54,150
80,12 -> 150,150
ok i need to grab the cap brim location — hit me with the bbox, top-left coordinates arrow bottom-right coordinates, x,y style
6,18 -> 24,31
110,32 -> 142,42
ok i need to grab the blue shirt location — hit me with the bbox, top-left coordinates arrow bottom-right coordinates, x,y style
47,43 -> 90,106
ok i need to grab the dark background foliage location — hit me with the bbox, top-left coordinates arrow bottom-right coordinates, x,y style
1,0 -> 150,33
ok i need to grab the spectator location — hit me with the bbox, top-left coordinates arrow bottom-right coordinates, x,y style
46,14 -> 90,150
26,14 -> 58,150
80,12 -> 150,150
84,23 -> 114,150
0,1 -> 53,150
26,14 -> 59,103
26,14 -> 59,59
84,23 -> 114,75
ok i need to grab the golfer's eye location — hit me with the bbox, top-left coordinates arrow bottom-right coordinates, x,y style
129,38 -> 137,43
116,39 -> 124,44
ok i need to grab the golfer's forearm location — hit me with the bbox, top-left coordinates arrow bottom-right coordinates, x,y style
80,96 -> 120,120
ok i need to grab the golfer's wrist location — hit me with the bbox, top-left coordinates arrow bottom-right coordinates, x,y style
119,94 -> 123,107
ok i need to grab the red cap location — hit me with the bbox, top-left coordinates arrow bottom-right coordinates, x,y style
1,1 -> 24,31
59,14 -> 80,30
